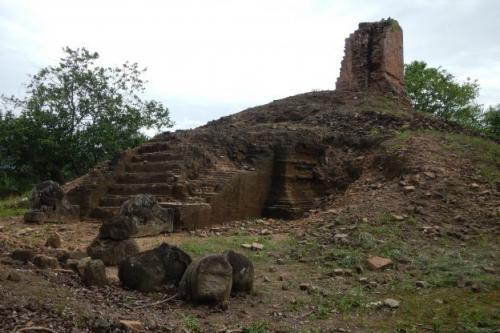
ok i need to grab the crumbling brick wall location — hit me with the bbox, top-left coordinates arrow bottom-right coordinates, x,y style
336,19 -> 407,98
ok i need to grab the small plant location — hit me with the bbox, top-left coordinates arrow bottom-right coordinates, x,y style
335,287 -> 365,313
244,321 -> 270,333
182,315 -> 200,333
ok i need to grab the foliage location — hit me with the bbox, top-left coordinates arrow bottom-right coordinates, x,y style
482,104 -> 500,140
404,61 -> 482,128
0,47 -> 172,190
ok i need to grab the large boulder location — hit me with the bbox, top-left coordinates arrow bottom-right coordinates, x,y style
29,180 -> 64,209
179,254 -> 233,304
11,249 -> 35,263
87,238 -> 140,266
99,194 -> 174,240
223,250 -> 254,293
33,254 -> 59,269
118,243 -> 192,292
24,180 -> 78,223
82,259 -> 108,287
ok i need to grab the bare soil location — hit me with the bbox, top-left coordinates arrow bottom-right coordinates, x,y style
1,130 -> 499,333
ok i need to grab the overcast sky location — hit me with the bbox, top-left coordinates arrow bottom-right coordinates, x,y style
1,0 -> 499,130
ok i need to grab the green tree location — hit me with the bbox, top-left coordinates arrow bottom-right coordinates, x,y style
482,104 -> 500,140
1,47 -> 172,188
404,61 -> 482,128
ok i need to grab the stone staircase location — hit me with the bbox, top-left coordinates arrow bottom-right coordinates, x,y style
88,137 -> 257,229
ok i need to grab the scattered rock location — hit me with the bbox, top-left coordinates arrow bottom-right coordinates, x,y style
416,281 -> 428,288
260,229 -> 271,235
414,206 -> 425,215
16,227 -> 34,236
99,194 -> 174,240
76,257 -> 92,276
366,256 -> 393,270
334,233 -> 349,243
119,320 -> 143,332
456,275 -> 466,288
24,180 -> 78,223
0,269 -> 9,280
423,171 -> 436,179
240,243 -> 252,250
87,238 -> 140,266
45,233 -> 62,248
403,185 -> 415,192
64,258 -> 81,271
299,283 -> 311,291
23,210 -> 47,224
119,243 -> 191,292
223,250 -> 254,293
46,248 -> 70,263
383,298 -> 400,308
11,249 -> 35,263
69,248 -> 88,260
482,266 -> 496,274
251,242 -> 264,251
471,283 -> 481,293
33,254 -> 59,269
391,214 -> 405,221
7,270 -> 21,282
179,254 -> 233,304
82,259 -> 108,287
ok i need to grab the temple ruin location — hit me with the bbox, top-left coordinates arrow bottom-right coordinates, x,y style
336,18 -> 407,99
63,18 -> 410,230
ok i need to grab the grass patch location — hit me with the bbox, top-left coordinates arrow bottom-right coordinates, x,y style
393,130 -> 500,183
179,234 -> 291,263
354,94 -> 413,119
441,132 -> 500,182
182,315 -> 200,333
243,321 -> 271,333
377,288 -> 500,332
0,194 -> 28,217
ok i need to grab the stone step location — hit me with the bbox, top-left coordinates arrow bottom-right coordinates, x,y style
125,161 -> 182,173
132,152 -> 184,163
137,142 -> 170,154
107,183 -> 174,196
99,194 -> 175,207
115,172 -> 179,184
90,206 -> 119,219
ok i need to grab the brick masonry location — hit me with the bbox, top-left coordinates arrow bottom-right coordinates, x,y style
336,18 -> 408,99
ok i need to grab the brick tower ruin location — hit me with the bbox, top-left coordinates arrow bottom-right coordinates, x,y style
62,19 -> 414,230
336,18 -> 407,98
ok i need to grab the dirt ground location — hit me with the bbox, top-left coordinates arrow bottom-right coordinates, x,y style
1,132 -> 499,333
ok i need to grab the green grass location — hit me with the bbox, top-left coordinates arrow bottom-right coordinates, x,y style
0,194 -> 28,217
354,94 -> 414,119
378,289 -> 500,332
243,321 -> 271,333
393,130 -> 500,183
182,315 -> 200,332
441,132 -> 500,182
179,234 -> 292,263
290,212 -> 499,291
